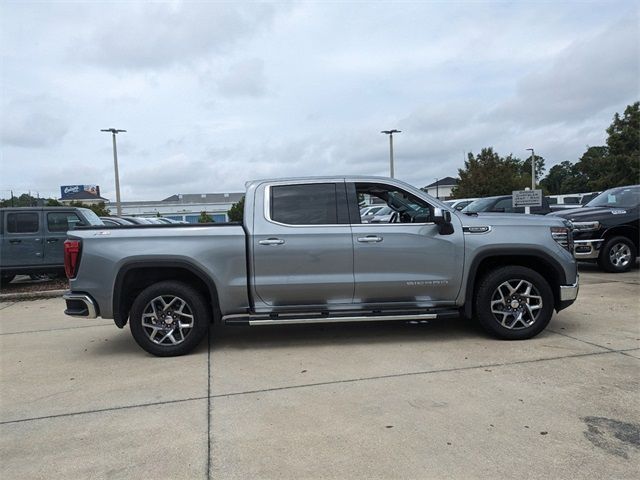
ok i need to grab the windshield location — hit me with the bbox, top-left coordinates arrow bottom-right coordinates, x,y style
79,208 -> 104,226
585,186 -> 640,208
461,197 -> 497,213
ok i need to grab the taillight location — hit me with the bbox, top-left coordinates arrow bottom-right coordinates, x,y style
64,240 -> 81,279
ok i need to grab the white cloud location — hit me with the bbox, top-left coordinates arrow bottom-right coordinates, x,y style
0,1 -> 638,201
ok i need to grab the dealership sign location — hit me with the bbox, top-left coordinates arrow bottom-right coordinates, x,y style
512,189 -> 543,208
60,185 -> 101,199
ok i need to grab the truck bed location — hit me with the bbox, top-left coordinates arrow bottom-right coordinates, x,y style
68,223 -> 249,319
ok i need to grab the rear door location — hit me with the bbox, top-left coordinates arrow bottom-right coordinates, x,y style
44,210 -> 83,265
251,181 -> 354,307
2,211 -> 44,267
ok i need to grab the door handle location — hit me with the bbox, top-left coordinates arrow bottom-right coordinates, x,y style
357,235 -> 383,243
259,238 -> 285,246
9,239 -> 21,244
47,238 -> 59,243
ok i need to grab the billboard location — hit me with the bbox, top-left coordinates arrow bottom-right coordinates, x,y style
60,185 -> 101,199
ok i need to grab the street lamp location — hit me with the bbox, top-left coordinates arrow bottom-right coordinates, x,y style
526,148 -> 535,190
101,128 -> 126,216
381,129 -> 401,178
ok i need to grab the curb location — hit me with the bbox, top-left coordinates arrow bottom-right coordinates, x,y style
0,289 -> 66,302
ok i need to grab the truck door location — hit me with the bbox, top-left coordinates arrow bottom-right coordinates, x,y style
44,210 -> 83,266
2,211 -> 44,267
349,181 -> 464,306
251,181 -> 354,307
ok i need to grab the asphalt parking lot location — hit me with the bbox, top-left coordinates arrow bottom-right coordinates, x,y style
1,264 -> 639,479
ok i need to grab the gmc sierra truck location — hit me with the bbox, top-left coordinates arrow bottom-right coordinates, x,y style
63,177 -> 579,356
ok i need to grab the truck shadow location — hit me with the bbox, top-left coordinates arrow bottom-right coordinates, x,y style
210,317 -> 487,351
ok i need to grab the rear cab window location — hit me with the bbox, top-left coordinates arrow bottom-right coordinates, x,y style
269,183 -> 349,225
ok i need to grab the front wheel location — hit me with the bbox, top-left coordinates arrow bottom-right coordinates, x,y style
474,266 -> 554,340
129,281 -> 211,356
598,236 -> 636,273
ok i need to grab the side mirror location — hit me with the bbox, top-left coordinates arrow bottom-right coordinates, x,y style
433,207 -> 454,235
433,207 -> 451,225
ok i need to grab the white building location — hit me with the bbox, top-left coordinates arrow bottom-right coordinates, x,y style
422,177 -> 458,200
118,192 -> 244,223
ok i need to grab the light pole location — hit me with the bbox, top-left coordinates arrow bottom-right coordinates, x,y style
435,178 -> 439,199
381,129 -> 401,178
101,128 -> 126,216
526,148 -> 535,190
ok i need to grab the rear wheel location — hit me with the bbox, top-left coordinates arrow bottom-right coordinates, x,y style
129,281 -> 211,356
598,236 -> 636,273
474,266 -> 554,340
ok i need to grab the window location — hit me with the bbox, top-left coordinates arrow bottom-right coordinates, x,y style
270,183 -> 339,225
47,212 -> 82,232
7,212 -> 39,233
354,183 -> 432,224
492,198 -> 513,213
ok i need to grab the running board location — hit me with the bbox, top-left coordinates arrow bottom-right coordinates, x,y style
223,310 -> 459,326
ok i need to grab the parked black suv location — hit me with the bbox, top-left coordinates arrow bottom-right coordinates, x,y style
550,185 -> 639,272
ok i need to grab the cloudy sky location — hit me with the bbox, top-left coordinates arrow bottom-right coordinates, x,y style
1,0 -> 638,201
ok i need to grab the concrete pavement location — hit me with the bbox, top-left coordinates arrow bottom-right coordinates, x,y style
1,266 -> 638,479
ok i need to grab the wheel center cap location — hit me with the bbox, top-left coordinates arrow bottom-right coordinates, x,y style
164,316 -> 173,325
510,299 -> 520,309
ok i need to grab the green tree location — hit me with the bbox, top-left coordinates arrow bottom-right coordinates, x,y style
603,101 -> 640,187
227,197 -> 244,222
520,154 -> 546,187
0,193 -> 58,207
540,161 -> 589,194
451,148 -> 531,198
198,211 -> 213,223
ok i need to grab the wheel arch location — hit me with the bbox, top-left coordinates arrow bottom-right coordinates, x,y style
463,249 -> 568,319
112,260 -> 221,328
601,225 -> 639,252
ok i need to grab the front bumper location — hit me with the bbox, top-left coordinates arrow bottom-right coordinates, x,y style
63,291 -> 98,318
557,276 -> 579,311
573,239 -> 604,260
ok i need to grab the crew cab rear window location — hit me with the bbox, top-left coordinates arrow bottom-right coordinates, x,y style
7,212 -> 39,233
270,184 -> 339,225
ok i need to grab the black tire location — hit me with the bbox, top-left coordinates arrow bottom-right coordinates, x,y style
0,274 -> 15,286
597,236 -> 636,273
129,281 -> 211,357
474,266 -> 554,340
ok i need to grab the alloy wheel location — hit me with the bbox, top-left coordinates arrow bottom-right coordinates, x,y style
141,295 -> 194,345
490,279 -> 543,330
609,243 -> 631,268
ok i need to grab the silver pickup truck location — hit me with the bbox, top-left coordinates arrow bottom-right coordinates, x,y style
63,177 -> 579,356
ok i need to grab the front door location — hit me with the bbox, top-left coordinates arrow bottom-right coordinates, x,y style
44,210 -> 83,265
252,181 -> 354,307
350,181 -> 464,306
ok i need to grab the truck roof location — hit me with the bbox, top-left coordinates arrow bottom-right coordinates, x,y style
245,175 -> 411,188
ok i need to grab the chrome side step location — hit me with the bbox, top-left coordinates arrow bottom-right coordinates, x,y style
222,311 -> 458,326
